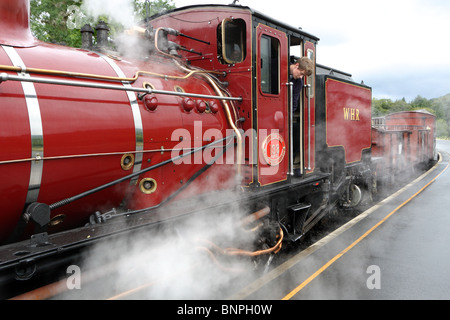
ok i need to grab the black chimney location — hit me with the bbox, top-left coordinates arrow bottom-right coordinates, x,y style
81,24 -> 94,50
95,20 -> 110,50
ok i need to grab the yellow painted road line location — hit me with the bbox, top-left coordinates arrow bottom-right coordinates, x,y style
282,154 -> 449,300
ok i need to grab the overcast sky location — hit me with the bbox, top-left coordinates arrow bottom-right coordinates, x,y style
171,0 -> 450,101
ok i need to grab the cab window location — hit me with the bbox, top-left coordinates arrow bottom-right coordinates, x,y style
260,35 -> 280,95
218,18 -> 246,64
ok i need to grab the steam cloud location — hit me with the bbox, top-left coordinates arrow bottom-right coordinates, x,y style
81,0 -> 136,29
59,186 -> 268,300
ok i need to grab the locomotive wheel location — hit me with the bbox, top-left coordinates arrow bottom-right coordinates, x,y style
348,184 -> 362,208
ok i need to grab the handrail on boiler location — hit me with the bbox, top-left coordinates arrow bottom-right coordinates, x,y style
0,72 -> 243,102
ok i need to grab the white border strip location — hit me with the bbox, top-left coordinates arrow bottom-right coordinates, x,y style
100,54 -> 144,182
2,45 -> 44,204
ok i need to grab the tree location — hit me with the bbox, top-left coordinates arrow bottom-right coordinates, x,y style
410,95 -> 429,110
30,0 -> 175,48
31,0 -> 83,47
372,98 -> 398,117
432,94 -> 450,138
436,119 -> 449,138
134,0 -> 176,19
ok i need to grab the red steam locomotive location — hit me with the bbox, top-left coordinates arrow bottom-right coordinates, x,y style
0,1 -> 436,282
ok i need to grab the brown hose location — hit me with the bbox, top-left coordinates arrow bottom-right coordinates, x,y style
198,228 -> 283,258
240,206 -> 271,226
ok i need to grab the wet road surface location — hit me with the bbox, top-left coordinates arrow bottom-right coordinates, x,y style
232,140 -> 450,300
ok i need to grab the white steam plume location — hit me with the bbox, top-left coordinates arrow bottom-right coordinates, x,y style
81,0 -> 136,29
58,186 -> 271,300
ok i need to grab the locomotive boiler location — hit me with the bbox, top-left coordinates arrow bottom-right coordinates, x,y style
1,0 -> 244,245
0,0 -> 436,285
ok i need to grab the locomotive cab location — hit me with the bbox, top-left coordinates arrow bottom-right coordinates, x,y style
150,4 -> 320,188
149,5 -> 338,241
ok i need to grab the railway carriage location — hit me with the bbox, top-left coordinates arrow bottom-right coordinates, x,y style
372,110 -> 436,185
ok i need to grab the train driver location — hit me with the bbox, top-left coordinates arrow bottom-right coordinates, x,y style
290,57 -> 313,112
290,57 -> 314,175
